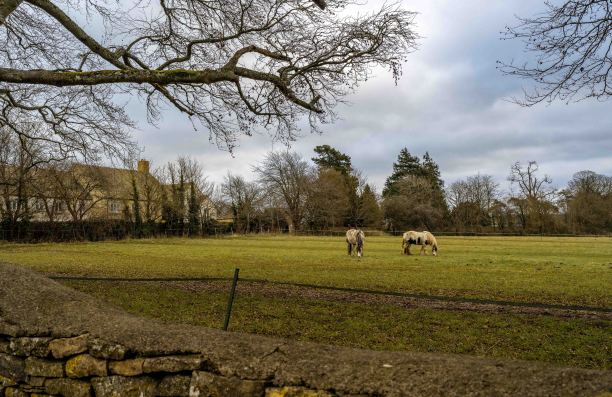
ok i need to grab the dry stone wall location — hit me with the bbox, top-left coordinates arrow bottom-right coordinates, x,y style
0,333 -> 292,396
1,263 -> 611,397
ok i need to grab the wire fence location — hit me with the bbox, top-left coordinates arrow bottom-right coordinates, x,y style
50,274 -> 612,314
0,227 -> 612,243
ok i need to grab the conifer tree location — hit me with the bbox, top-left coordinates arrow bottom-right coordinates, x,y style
359,184 -> 382,227
383,148 -> 422,197
312,145 -> 360,226
188,182 -> 201,236
131,177 -> 143,238
312,145 -> 353,175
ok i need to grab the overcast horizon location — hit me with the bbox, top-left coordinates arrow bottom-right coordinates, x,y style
126,0 -> 612,194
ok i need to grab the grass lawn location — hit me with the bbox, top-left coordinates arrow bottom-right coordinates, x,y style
1,235 -> 611,307
1,235 -> 610,369
63,280 -> 612,370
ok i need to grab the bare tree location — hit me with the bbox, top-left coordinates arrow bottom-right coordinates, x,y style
0,125 -> 46,230
508,161 -> 555,201
45,162 -> 108,223
501,0 -> 612,105
1,0 -> 418,157
222,172 -> 264,233
447,174 -> 499,230
253,151 -> 312,232
561,170 -> 612,233
159,156 -> 212,233
507,161 -> 558,232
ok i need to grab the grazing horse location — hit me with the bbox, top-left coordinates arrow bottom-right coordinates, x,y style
402,231 -> 438,256
346,229 -> 365,257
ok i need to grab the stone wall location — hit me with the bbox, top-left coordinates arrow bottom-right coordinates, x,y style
0,263 -> 611,397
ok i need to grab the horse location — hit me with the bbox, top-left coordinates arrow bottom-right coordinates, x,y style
346,229 -> 365,257
402,230 -> 438,256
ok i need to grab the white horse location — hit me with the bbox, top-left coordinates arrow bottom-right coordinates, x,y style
346,229 -> 365,257
402,231 -> 438,256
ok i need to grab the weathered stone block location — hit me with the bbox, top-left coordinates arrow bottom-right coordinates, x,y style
26,376 -> 46,387
92,376 -> 157,397
157,374 -> 190,396
66,354 -> 107,378
24,357 -> 63,378
88,339 -> 126,360
19,383 -> 45,393
0,321 -> 20,338
49,334 -> 88,359
265,388 -> 335,397
0,373 -> 18,387
143,355 -> 202,373
0,353 -> 25,382
45,378 -> 92,397
0,338 -> 9,353
1,373 -> 17,397
190,371 -> 265,397
4,387 -> 28,397
9,337 -> 51,357
109,358 -> 144,376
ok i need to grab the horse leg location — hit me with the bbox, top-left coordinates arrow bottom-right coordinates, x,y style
420,244 -> 425,255
347,241 -> 352,255
406,243 -> 411,255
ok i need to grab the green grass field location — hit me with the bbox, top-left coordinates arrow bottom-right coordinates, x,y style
1,235 -> 611,369
1,235 -> 611,306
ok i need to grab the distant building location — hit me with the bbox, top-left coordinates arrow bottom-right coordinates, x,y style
1,159 -> 216,224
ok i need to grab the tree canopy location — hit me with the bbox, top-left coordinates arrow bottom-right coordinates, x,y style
0,0 -> 418,160
312,145 -> 353,175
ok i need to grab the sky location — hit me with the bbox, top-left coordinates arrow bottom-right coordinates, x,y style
127,0 -> 612,193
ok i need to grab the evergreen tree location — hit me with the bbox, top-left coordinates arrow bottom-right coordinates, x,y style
421,152 -> 449,218
131,177 -> 143,238
188,182 -> 201,236
175,172 -> 186,234
160,188 -> 174,233
312,145 -> 353,175
359,184 -> 382,227
382,148 -> 449,229
422,152 -> 444,188
312,145 -> 360,226
382,148 -> 422,197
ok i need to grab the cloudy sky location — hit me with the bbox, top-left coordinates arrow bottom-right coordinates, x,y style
128,0 -> 612,193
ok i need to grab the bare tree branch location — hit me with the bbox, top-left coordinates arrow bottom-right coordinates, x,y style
0,0 -> 418,154
501,0 -> 612,105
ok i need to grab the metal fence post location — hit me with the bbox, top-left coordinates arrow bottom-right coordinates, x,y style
223,268 -> 240,331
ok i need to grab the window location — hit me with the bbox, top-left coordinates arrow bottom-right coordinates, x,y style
35,200 -> 45,212
109,201 -> 121,213
53,201 -> 66,212
9,200 -> 18,211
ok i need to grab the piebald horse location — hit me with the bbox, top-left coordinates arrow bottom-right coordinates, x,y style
346,229 -> 365,257
402,231 -> 438,256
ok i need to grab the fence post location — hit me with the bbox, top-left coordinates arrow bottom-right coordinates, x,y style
223,268 -> 240,331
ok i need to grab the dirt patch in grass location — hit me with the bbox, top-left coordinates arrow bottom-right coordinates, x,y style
166,280 -> 612,321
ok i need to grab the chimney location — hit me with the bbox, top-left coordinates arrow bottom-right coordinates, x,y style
137,159 -> 150,174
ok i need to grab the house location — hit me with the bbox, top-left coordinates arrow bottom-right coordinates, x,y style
1,160 -> 216,224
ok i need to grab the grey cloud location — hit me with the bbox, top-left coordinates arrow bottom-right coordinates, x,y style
125,0 -> 611,193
